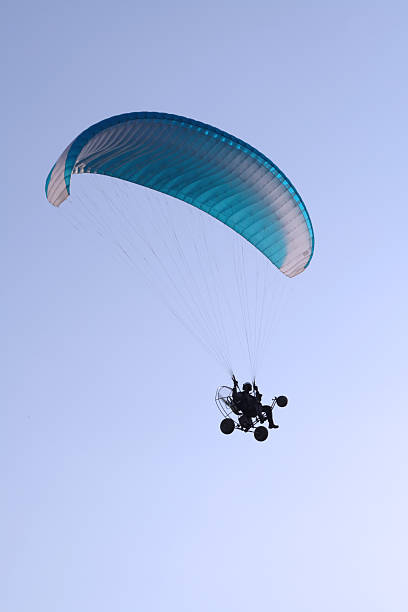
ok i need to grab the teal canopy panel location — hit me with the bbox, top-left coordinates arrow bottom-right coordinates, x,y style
46,112 -> 314,277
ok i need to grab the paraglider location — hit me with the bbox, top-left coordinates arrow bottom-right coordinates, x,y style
45,112 -> 313,277
46,111 -> 313,441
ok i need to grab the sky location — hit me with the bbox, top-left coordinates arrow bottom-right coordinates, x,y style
2,1 -> 408,610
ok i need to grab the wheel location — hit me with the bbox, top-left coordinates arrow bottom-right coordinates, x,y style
276,395 -> 288,408
220,418 -> 235,435
254,426 -> 268,442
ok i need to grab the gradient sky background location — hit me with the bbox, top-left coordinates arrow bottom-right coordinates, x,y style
2,1 -> 408,611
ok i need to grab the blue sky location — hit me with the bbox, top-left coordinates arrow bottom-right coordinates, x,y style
2,1 -> 408,610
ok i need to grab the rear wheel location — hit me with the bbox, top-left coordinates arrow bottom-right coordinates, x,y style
220,418 -> 235,435
254,426 -> 268,442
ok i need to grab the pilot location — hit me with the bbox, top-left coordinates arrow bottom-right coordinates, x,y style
232,379 -> 256,415
232,377 -> 278,429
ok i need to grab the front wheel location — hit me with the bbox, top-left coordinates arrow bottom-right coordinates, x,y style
220,418 -> 235,435
276,395 -> 288,408
254,426 -> 268,442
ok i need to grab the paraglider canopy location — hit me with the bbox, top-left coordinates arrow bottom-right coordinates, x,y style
46,112 -> 314,277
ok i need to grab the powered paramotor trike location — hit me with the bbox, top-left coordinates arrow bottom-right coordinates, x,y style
215,385 -> 288,442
